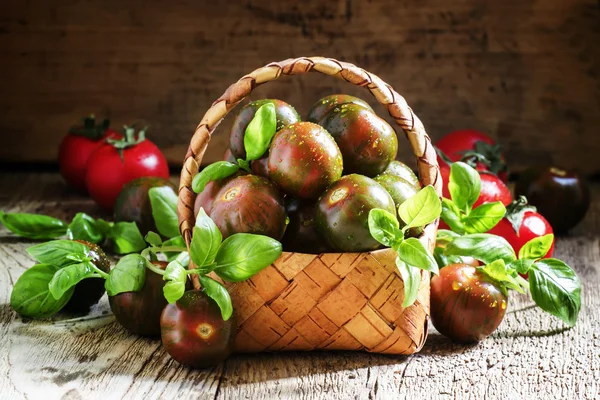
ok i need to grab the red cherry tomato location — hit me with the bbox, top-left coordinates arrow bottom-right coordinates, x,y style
85,128 -> 169,211
430,263 -> 508,343
58,116 -> 120,191
489,211 -> 554,259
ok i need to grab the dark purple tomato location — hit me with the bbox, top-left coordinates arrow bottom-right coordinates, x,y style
194,171 -> 245,217
250,155 -> 270,179
63,241 -> 110,313
282,198 -> 331,254
161,289 -> 236,368
316,174 -> 396,252
268,122 -> 343,199
515,166 -> 590,233
319,104 -> 398,177
109,261 -> 190,337
430,264 -> 507,343
307,94 -> 373,123
209,175 -> 287,240
114,177 -> 177,235
223,148 -> 237,163
381,161 -> 421,190
230,99 -> 301,160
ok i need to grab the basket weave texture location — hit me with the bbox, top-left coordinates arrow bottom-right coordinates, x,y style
178,57 -> 442,354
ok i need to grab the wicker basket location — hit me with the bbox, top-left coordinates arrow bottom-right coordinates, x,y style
177,57 -> 442,354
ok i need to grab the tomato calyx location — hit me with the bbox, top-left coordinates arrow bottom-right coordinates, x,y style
106,125 -> 148,160
505,196 -> 538,233
69,115 -> 110,140
459,140 -> 507,176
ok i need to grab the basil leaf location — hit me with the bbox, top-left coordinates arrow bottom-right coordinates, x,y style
368,208 -> 402,247
163,260 -> 188,303
190,208 -> 222,269
192,161 -> 240,194
161,235 -> 187,261
444,233 -> 516,265
511,258 -> 535,275
0,211 -> 67,240
244,103 -> 277,161
398,185 -> 441,229
10,263 -> 74,318
214,233 -> 282,282
529,258 -> 581,327
448,162 -> 481,211
173,250 -> 190,266
237,159 -> 251,173
434,246 -> 467,269
436,229 -> 461,246
67,213 -> 104,244
105,254 -> 147,296
440,199 -> 466,234
397,238 -> 439,275
198,275 -> 233,321
48,261 -> 97,300
519,234 -> 554,260
110,222 -> 146,254
148,186 -> 180,238
27,240 -> 89,266
145,231 -> 163,247
462,201 -> 506,234
479,259 -> 522,294
396,258 -> 421,308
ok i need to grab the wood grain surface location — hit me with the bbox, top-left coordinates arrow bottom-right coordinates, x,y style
0,1 -> 599,174
0,172 -> 598,399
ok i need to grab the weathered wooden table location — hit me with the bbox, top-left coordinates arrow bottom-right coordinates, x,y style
1,173 -> 598,400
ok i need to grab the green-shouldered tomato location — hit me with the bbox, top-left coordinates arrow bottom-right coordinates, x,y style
381,160 -> 421,189
307,94 -> 373,123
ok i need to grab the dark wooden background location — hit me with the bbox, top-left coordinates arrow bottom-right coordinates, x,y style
0,0 -> 599,174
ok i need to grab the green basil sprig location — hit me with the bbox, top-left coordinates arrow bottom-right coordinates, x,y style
148,186 -> 180,238
0,211 -> 68,240
368,185 -> 441,307
443,232 -> 581,327
441,162 -> 506,234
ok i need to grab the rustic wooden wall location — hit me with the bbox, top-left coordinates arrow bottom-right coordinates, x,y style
0,0 -> 599,174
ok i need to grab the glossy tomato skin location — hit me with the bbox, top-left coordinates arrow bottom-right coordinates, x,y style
307,94 -> 373,123
114,177 -> 176,235
316,174 -> 396,252
282,198 -> 331,254
63,241 -> 110,313
440,166 -> 512,207
109,261 -> 189,337
319,104 -> 398,177
381,161 -> 421,190
250,155 -> 270,179
58,129 -> 121,192
436,129 -> 495,164
161,289 -> 236,368
268,122 -> 343,199
515,166 -> 590,233
430,264 -> 507,343
85,140 -> 169,211
489,211 -> 554,258
194,171 -> 246,217
230,99 -> 301,160
209,175 -> 287,240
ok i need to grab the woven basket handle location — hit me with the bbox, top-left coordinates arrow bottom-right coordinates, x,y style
178,56 -> 442,251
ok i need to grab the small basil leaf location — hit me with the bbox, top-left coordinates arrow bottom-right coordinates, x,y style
441,198 -> 466,234
462,201 -> 506,234
0,211 -> 68,240
67,213 -> 105,244
368,208 -> 402,247
10,263 -> 75,319
27,240 -> 89,266
529,258 -> 581,327
398,185 -> 441,229
397,238 -> 439,275
436,229 -> 461,246
192,161 -> 240,194
105,254 -> 147,296
448,162 -> 481,211
145,231 -> 163,247
244,103 -> 277,161
163,260 -> 188,303
434,246 -> 467,269
479,259 -> 522,295
148,186 -> 180,238
396,258 -> 421,308
518,234 -> 554,261
198,275 -> 233,321
444,233 -> 516,265
512,258 -> 535,275
173,250 -> 190,266
110,222 -> 146,255
214,233 -> 282,282
48,261 -> 97,300
190,208 -> 222,268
